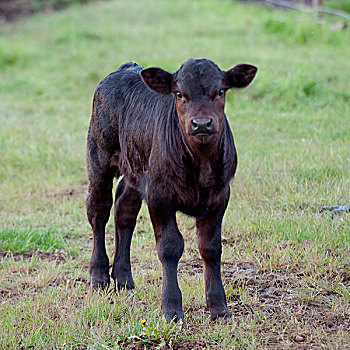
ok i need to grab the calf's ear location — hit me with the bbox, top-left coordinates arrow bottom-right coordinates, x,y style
225,64 -> 257,89
141,67 -> 173,94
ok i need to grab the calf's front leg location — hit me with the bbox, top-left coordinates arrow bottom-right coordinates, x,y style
148,204 -> 184,323
196,206 -> 231,320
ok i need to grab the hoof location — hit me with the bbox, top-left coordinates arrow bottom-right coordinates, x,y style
210,312 -> 231,322
114,279 -> 135,291
163,310 -> 185,324
90,276 -> 109,290
209,306 -> 231,321
111,267 -> 135,291
89,265 -> 110,291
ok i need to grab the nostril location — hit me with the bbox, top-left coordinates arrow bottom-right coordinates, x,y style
207,119 -> 213,128
191,119 -> 198,129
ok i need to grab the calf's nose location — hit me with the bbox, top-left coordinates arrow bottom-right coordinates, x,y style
191,118 -> 213,134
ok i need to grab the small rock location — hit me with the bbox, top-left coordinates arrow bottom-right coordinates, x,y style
330,22 -> 348,31
294,334 -> 306,342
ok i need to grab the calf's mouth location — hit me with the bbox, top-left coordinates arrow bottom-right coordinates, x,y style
189,132 -> 218,145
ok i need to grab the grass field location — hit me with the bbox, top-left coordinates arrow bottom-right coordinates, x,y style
0,0 -> 349,349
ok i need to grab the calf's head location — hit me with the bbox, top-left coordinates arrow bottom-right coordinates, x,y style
141,58 -> 257,151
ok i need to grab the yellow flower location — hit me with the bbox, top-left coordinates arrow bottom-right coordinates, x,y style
141,319 -> 146,325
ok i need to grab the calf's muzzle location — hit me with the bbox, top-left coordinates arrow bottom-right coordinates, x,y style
190,117 -> 214,135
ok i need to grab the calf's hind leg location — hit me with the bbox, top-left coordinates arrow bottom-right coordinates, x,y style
87,166 -> 114,289
112,178 -> 142,290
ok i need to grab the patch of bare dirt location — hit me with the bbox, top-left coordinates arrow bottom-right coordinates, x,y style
0,249 -> 74,263
224,262 -> 350,348
178,257 -> 203,276
0,0 -> 68,23
0,0 -> 34,22
121,339 -> 210,350
1,274 -> 88,300
51,187 -> 87,198
0,0 -> 104,23
0,250 -> 85,300
179,257 -> 350,348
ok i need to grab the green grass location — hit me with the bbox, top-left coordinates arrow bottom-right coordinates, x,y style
327,0 -> 350,13
0,226 -> 69,252
0,0 -> 350,349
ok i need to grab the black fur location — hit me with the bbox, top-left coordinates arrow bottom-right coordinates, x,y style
86,58 -> 257,322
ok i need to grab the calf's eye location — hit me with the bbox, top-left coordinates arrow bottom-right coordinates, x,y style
176,91 -> 183,99
218,89 -> 224,98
